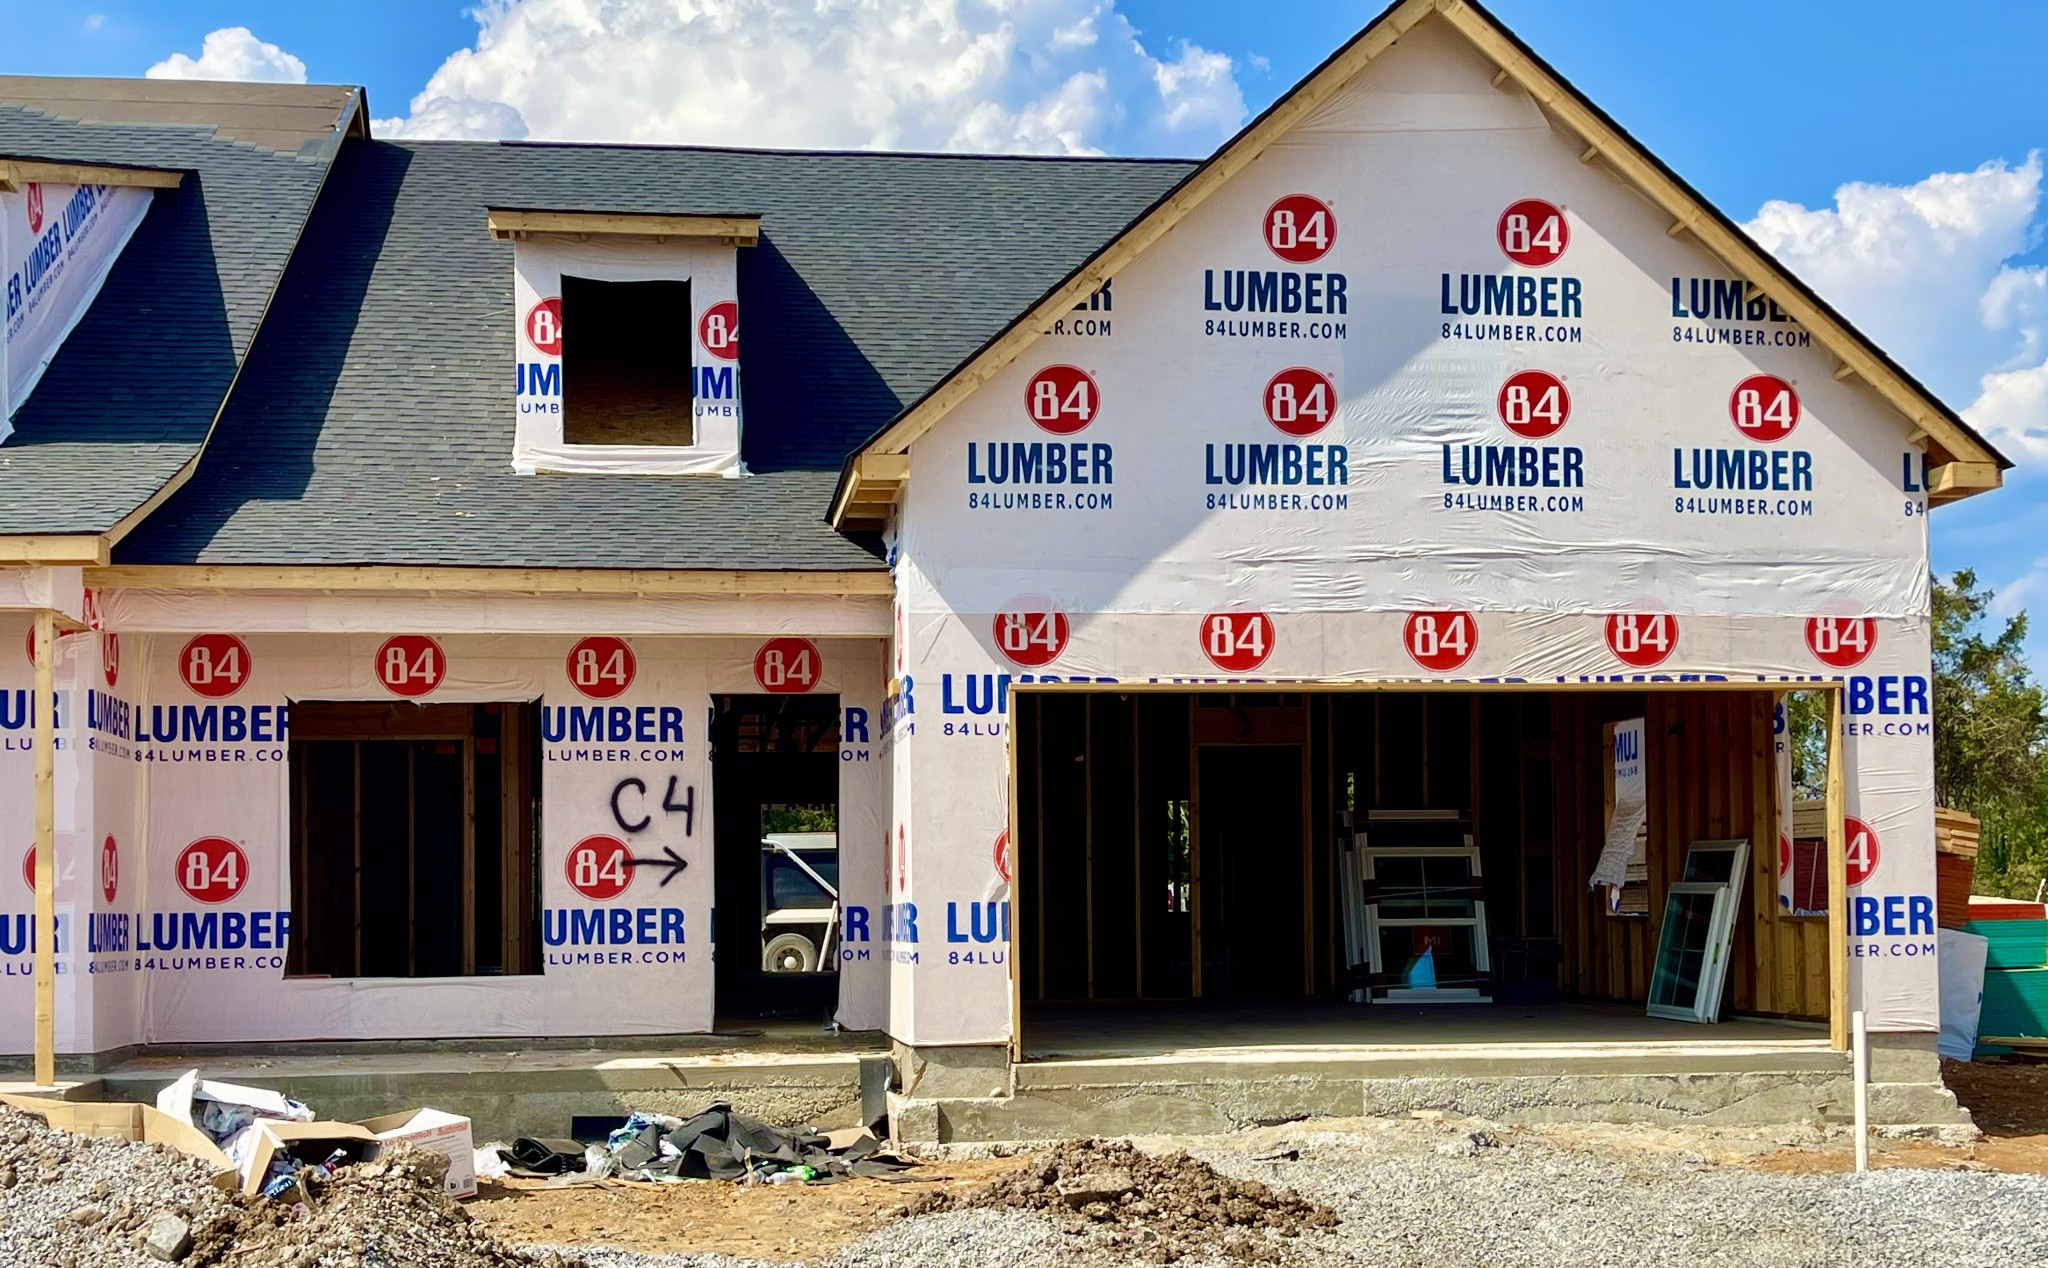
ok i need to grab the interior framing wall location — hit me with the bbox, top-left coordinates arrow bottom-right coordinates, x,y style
1548,690 -> 1825,1020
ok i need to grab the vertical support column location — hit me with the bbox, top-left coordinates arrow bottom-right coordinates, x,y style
31,608 -> 57,1087
1826,685 -> 1849,1052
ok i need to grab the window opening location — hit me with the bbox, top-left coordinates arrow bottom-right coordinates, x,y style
560,275 -> 694,446
287,701 -> 540,978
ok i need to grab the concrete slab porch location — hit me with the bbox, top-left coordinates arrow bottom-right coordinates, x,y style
49,1024 -> 890,1141
887,1002 -> 1974,1144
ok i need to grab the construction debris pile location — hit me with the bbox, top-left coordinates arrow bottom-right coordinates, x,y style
586,1103 -> 910,1184
910,1138 -> 1339,1265
0,1103 -> 578,1268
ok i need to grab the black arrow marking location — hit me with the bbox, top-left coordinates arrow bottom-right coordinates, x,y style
624,846 -> 688,887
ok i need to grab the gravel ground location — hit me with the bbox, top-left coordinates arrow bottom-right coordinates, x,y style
531,1119 -> 2048,1268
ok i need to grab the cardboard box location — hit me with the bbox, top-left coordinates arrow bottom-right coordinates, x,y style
0,1094 -> 238,1189
241,1119 -> 383,1197
155,1071 -> 310,1129
358,1107 -> 477,1199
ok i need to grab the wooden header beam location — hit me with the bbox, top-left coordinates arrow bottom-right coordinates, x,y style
0,536 -> 108,566
486,208 -> 760,247
84,564 -> 891,595
0,159 -> 183,193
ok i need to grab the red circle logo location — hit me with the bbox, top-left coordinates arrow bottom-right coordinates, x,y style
1729,374 -> 1799,442
565,835 -> 633,901
100,835 -> 119,904
567,636 -> 636,699
994,830 -> 1011,884
103,632 -> 120,688
1264,194 -> 1336,264
1845,818 -> 1880,887
1404,611 -> 1478,672
1779,832 -> 1792,877
176,837 -> 248,905
524,298 -> 563,355
20,845 -> 35,894
698,300 -> 739,361
1024,365 -> 1098,435
1200,612 -> 1275,673
1497,199 -> 1568,266
755,637 -> 821,693
376,635 -> 445,698
180,634 -> 252,699
1264,368 -> 1337,437
1605,614 -> 1678,668
991,610 -> 1069,668
1497,370 -> 1570,439
1805,617 -> 1875,668
25,183 -> 44,235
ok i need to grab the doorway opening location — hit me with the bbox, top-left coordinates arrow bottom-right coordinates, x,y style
711,693 -> 841,1019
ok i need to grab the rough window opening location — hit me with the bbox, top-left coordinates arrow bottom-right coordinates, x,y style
287,700 -> 541,979
561,275 -> 694,446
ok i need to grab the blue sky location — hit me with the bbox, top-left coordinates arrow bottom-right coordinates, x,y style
8,0 -> 2048,663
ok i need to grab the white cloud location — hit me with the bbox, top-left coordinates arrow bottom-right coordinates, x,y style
1965,360 -> 2048,461
1743,155 -> 2048,470
373,0 -> 1245,155
1744,156 -> 2043,406
374,96 -> 528,141
145,27 -> 307,83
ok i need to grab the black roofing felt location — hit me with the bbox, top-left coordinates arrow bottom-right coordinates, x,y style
0,103 -> 347,534
115,139 -> 1194,568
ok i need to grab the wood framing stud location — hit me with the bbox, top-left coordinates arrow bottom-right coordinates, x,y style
1666,219 -> 1689,238
1825,689 -> 1849,1052
486,209 -> 761,247
1491,68 -> 1511,88
31,610 -> 56,1087
1833,362 -> 1858,382
1578,144 -> 1598,164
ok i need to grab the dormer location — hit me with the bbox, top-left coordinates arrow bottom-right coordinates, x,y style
491,207 -> 758,476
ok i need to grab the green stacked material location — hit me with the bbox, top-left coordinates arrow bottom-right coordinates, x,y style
1963,920 -> 2048,970
1979,968 -> 2048,1041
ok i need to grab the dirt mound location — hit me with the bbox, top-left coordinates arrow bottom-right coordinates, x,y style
909,1138 -> 1337,1264
194,1145 -> 584,1268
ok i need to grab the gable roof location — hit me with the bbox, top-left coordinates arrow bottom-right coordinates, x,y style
829,0 -> 2012,529
0,77 -> 363,559
113,139 -> 1192,569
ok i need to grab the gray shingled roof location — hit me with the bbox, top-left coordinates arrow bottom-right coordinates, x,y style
0,80 -> 358,535
115,139 -> 1194,568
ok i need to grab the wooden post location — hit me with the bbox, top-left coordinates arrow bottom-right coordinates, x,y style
31,609 -> 57,1088
1826,686 -> 1849,1051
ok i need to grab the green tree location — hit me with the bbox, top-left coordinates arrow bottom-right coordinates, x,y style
1932,570 -> 2048,898
1932,570 -> 2046,813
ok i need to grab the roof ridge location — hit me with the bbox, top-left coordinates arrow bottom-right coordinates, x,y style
423,137 -> 1200,165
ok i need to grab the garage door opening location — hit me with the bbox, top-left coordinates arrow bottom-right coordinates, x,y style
1012,687 -> 1841,1058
